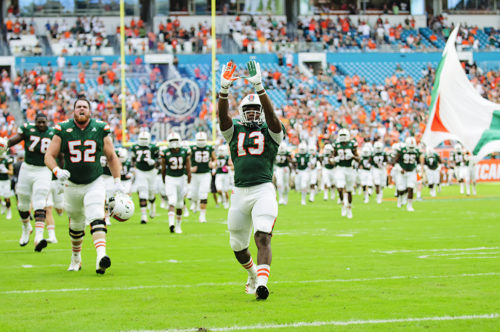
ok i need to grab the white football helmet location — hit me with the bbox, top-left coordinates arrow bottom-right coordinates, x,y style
116,148 -> 128,163
454,143 -> 463,153
323,144 -> 333,154
217,145 -> 228,157
308,145 -> 317,155
361,146 -> 371,157
196,132 -> 208,148
108,193 -> 135,222
337,128 -> 350,142
138,131 -> 151,146
374,141 -> 383,153
278,143 -> 287,154
298,142 -> 307,154
405,137 -> 417,150
239,94 -> 263,127
168,132 -> 181,149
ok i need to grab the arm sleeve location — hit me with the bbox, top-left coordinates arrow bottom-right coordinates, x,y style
221,124 -> 234,142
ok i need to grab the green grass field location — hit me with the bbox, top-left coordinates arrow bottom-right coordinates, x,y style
1,183 -> 500,331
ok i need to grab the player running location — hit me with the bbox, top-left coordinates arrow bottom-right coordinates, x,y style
294,143 -> 310,205
392,137 -> 423,211
371,141 -> 388,204
450,144 -> 471,195
215,145 -> 232,209
274,143 -> 291,205
424,147 -> 441,197
320,144 -> 336,201
219,60 -> 284,300
359,145 -> 373,204
0,151 -> 13,219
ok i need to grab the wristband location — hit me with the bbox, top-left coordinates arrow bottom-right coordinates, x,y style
253,82 -> 264,91
220,86 -> 229,94
257,89 -> 266,96
53,167 -> 61,176
114,177 -> 121,184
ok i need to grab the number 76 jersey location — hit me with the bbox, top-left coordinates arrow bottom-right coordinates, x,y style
55,119 -> 110,185
224,119 -> 284,188
19,123 -> 55,167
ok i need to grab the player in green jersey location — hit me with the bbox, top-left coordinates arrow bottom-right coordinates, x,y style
392,137 -> 424,211
161,132 -> 191,234
308,145 -> 319,203
190,132 -> 216,222
45,97 -> 123,274
371,141 -> 388,204
132,131 -> 160,224
215,144 -> 232,209
320,143 -> 336,201
333,128 -> 359,219
274,143 -> 292,205
0,151 -> 14,219
450,144 -> 471,195
294,142 -> 310,205
359,145 -> 373,204
424,147 -> 441,197
0,113 -> 54,251
219,60 -> 283,300
117,148 -> 133,194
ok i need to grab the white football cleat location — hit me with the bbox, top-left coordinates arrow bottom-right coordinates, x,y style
47,235 -> 58,244
199,216 -> 207,223
6,208 -> 12,220
407,205 -> 415,212
175,221 -> 183,234
183,208 -> 189,217
347,207 -> 353,219
19,222 -> 33,247
245,275 -> 257,295
341,205 -> 346,217
68,256 -> 82,271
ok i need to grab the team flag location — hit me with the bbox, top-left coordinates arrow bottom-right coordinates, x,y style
422,26 -> 500,160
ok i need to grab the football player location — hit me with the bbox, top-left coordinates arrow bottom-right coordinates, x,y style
294,142 -> 310,205
0,151 -> 13,219
320,144 -> 336,201
161,132 -> 191,233
45,161 -> 64,244
333,129 -> 359,218
0,113 -> 53,251
215,144 -> 232,209
45,97 -> 123,273
359,145 -> 373,204
392,137 -> 423,211
466,151 -> 477,195
274,143 -> 291,205
450,144 -> 470,195
308,145 -> 319,202
117,148 -> 133,194
100,153 -> 114,225
219,60 -> 284,300
424,147 -> 441,197
190,132 -> 215,222
131,131 -> 159,224
371,141 -> 388,204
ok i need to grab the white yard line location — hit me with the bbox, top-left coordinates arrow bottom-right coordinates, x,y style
133,313 -> 500,332
373,247 -> 500,254
2,272 -> 499,295
419,251 -> 500,258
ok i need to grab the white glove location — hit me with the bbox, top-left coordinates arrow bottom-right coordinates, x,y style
53,167 -> 70,181
113,178 -> 125,194
0,136 -> 8,153
146,158 -> 155,166
100,156 -> 107,167
220,61 -> 238,93
245,60 -> 263,91
334,156 -> 341,163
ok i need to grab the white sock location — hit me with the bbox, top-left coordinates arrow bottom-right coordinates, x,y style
323,190 -> 328,200
417,190 -> 421,199
241,257 -> 257,278
141,207 -> 147,220
168,212 -> 175,227
200,209 -> 206,219
256,264 -> 270,286
93,238 -> 106,258
34,221 -> 45,241
47,225 -> 55,239
460,182 -> 464,193
301,192 -> 306,202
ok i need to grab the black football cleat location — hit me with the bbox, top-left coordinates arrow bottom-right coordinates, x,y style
34,239 -> 48,252
169,225 -> 175,233
96,255 -> 111,274
256,285 -> 269,300
140,220 -> 147,224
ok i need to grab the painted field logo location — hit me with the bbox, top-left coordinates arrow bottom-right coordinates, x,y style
157,78 -> 200,118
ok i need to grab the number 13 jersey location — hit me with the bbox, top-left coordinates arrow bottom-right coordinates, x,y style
55,119 -> 110,184
223,119 -> 284,188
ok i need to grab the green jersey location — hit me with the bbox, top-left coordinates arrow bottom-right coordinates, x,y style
121,160 -> 132,181
451,151 -> 468,167
371,151 -> 387,168
397,147 -> 421,172
55,119 -> 110,185
132,144 -> 159,171
294,153 -> 310,171
425,152 -> 441,170
191,145 -> 214,174
334,140 -> 358,167
216,155 -> 230,174
321,153 -> 335,169
0,156 -> 13,180
275,152 -> 290,168
19,123 -> 55,166
162,148 -> 189,177
360,156 -> 372,170
224,119 -> 282,187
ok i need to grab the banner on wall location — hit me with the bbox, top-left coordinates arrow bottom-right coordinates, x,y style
475,159 -> 500,182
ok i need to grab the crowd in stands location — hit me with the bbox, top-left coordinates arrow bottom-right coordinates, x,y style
45,17 -> 110,55
119,17 -> 214,54
4,16 -> 42,56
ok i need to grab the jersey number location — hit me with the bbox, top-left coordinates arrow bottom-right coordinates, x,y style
337,149 -> 353,160
28,136 -> 51,153
237,132 -> 265,157
403,153 -> 416,164
68,140 -> 97,163
136,150 -> 152,163
194,151 -> 210,163
169,157 -> 184,170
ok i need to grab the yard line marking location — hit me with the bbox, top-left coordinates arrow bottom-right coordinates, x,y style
3,272 -> 499,295
419,251 -> 500,258
133,313 -> 500,332
450,256 -> 500,260
373,247 -> 500,254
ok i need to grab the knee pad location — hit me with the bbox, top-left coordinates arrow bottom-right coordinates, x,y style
139,199 -> 147,207
17,194 -> 31,212
149,197 -> 156,203
34,209 -> 46,221
19,210 -> 30,220
229,231 -> 251,252
90,219 -> 107,234
200,199 -> 208,204
69,228 -> 85,239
